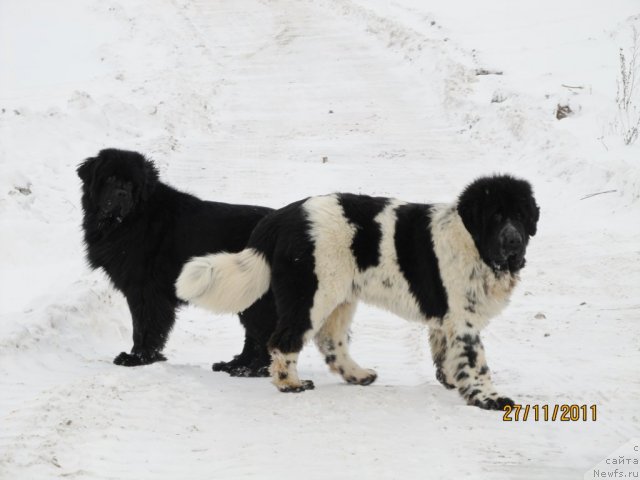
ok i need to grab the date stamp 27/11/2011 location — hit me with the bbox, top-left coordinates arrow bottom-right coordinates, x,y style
502,404 -> 597,422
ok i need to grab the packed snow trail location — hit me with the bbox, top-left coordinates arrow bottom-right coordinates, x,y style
1,0 -> 639,479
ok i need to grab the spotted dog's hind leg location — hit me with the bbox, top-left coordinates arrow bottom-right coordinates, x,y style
428,327 -> 455,390
315,302 -> 377,386
442,322 -> 514,410
268,323 -> 316,393
269,349 -> 314,392
267,257 -> 320,393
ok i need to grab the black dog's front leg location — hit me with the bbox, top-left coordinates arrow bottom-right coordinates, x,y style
113,293 -> 176,367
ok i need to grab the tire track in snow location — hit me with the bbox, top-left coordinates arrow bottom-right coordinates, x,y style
167,0 -> 486,205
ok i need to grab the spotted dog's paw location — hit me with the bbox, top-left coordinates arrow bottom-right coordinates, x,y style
470,396 -> 515,411
345,369 -> 377,386
278,380 -> 315,393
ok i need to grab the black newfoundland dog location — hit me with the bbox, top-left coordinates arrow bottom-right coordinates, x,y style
177,175 -> 539,410
78,148 -> 277,375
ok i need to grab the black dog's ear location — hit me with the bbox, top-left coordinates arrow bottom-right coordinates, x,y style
77,156 -> 100,183
140,159 -> 159,201
77,157 -> 104,202
526,197 -> 540,237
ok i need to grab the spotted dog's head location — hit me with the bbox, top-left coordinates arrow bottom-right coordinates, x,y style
77,149 -> 159,229
457,175 -> 539,274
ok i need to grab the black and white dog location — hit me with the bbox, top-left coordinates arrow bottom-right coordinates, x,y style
176,175 -> 539,410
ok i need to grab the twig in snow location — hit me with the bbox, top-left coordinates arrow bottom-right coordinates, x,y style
597,135 -> 609,151
475,68 -> 503,76
580,190 -> 617,200
615,26 -> 640,145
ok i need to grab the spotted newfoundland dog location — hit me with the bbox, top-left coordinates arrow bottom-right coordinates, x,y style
177,175 -> 539,410
78,148 -> 277,375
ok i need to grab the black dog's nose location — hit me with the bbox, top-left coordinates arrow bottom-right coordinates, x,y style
501,224 -> 523,253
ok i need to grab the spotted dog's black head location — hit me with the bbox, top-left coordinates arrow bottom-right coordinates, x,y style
457,175 -> 539,274
77,148 -> 159,230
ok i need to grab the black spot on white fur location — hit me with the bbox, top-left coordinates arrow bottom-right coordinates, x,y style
394,204 -> 448,319
338,194 -> 388,271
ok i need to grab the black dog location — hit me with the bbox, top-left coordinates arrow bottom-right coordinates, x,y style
78,148 -> 277,375
177,175 -> 539,409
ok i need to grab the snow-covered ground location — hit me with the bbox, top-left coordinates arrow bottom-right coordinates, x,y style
1,0 -> 639,478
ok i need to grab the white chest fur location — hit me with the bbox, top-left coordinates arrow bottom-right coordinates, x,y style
430,204 -> 518,329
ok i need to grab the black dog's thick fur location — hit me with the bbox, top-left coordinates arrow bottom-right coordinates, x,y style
78,148 -> 276,375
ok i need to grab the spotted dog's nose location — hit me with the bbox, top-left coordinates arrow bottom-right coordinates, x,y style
500,223 -> 523,255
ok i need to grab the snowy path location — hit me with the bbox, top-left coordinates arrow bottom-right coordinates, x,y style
1,0 -> 639,479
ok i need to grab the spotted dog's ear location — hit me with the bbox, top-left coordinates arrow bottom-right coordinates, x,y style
457,198 -> 482,242
140,159 -> 159,201
525,196 -> 540,237
457,178 -> 493,242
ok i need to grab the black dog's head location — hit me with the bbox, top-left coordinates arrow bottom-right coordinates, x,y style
77,149 -> 159,227
457,175 -> 539,274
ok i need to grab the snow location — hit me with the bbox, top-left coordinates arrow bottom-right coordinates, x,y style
1,0 -> 639,479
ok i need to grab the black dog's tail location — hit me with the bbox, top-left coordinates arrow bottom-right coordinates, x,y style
176,247 -> 271,314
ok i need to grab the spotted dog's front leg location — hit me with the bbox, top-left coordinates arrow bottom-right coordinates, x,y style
428,327 -> 455,390
443,324 -> 514,410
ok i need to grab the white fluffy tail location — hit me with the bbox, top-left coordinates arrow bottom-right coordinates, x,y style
176,248 -> 271,313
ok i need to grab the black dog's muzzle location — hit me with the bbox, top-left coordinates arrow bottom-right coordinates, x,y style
99,189 -> 132,224
99,205 -> 128,222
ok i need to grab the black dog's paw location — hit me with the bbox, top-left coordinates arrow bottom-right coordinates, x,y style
228,366 -> 252,377
113,352 -> 138,366
436,368 -> 456,390
227,365 -> 271,378
212,357 -> 271,377
471,396 -> 515,411
212,354 -> 248,373
212,360 -> 235,373
113,350 -> 166,367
